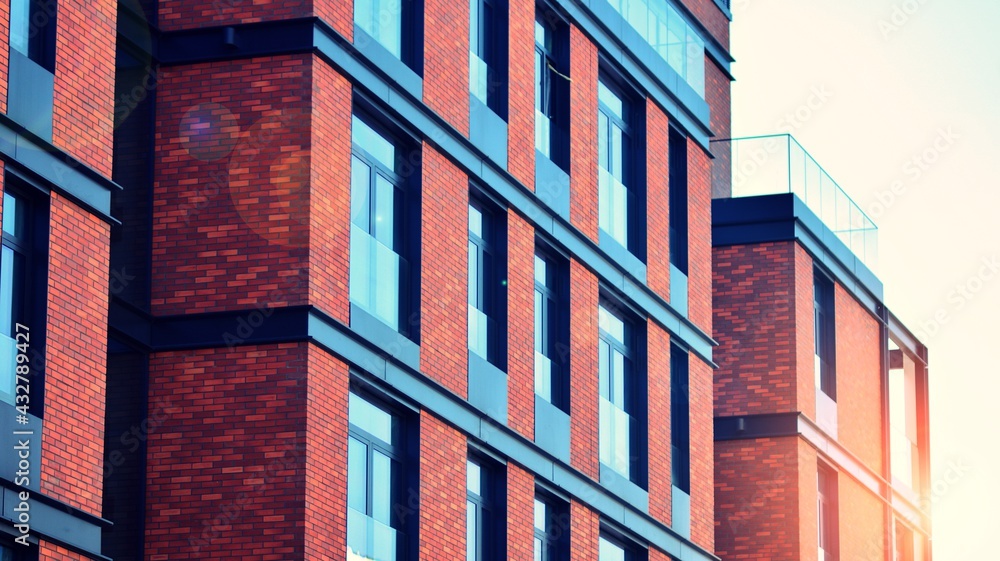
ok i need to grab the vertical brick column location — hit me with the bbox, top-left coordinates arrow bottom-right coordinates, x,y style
309,62 -> 353,324
687,139 -> 713,332
419,412 -> 467,559
145,344 -> 309,559
689,356 -> 715,551
569,500 -> 599,561
304,345 -> 350,559
40,193 -> 111,513
568,24 -> 598,241
423,0 -> 469,135
52,0 -> 116,176
646,322 -> 672,524
794,244 -> 817,419
507,210 -> 535,438
419,146 -> 469,398
569,259 -> 599,479
646,100 -> 671,297
797,441 -> 819,561
0,0 -> 8,114
507,463 -> 535,560
507,0 -> 535,189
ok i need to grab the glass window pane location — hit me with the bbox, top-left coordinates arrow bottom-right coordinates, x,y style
599,306 -> 625,343
611,125 -> 624,182
353,116 -> 396,170
534,498 -> 546,532
349,393 -> 395,445
470,0 -> 481,56
0,246 -> 15,336
467,459 -> 481,495
469,205 -> 483,238
599,537 -> 626,561
612,350 -> 625,407
598,82 -> 623,120
469,241 -> 480,306
372,451 -> 393,524
374,174 -> 396,248
9,0 -> 30,55
534,254 -> 547,285
599,340 -> 610,399
598,113 -> 609,171
467,500 -> 478,560
351,157 -> 372,230
347,437 -> 368,513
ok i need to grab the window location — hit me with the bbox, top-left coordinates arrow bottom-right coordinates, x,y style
535,13 -> 568,167
598,303 -> 644,483
1,185 -> 45,409
351,114 -> 411,333
814,272 -> 836,399
889,342 -> 921,490
534,250 -> 567,409
599,535 -> 640,561
470,0 -> 507,115
817,464 -> 839,561
354,0 -> 419,64
668,127 -> 688,273
598,79 -> 640,253
468,200 -> 505,366
347,392 -> 409,561
10,0 -> 56,71
467,456 -> 504,561
534,494 -> 568,561
894,519 -> 915,561
670,345 -> 690,493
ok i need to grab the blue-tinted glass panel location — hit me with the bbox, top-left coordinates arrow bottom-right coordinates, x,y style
349,393 -> 395,445
353,116 -> 396,169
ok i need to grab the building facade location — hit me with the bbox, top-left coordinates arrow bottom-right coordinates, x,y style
710,137 -> 933,561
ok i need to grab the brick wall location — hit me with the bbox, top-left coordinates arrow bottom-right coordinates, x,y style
834,283 -> 884,474
507,462 -> 535,560
715,436 -> 800,561
676,0 -> 729,49
309,61 -> 352,324
40,193 -> 110,514
507,0 -> 535,190
303,345 -> 349,559
713,242 -> 799,416
419,145 -> 469,398
687,138 -> 713,332
145,344 -> 309,559
646,100 -> 671,297
839,472 -> 887,561
53,0 -> 116,176
507,210 -> 535,439
706,60 -> 732,198
690,356 -> 715,550
568,24 -> 598,242
419,412 -> 467,559
314,0 -> 353,39
0,0 -> 8,114
569,259 -> 599,479
423,0 -> 469,135
158,0 -> 309,31
795,245 -> 817,420
151,55 -> 313,315
40,544 -> 88,561
798,441 -> 819,561
647,322 -> 672,524
569,500 -> 600,561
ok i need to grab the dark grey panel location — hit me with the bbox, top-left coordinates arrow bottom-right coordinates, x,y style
599,463 -> 649,513
0,488 -> 109,560
599,230 -> 647,285
0,404 -> 41,492
534,395 -> 571,463
7,51 -> 54,142
468,351 -> 508,425
534,151 -> 571,220
352,25 -> 423,100
469,95 -> 508,169
350,304 -> 420,372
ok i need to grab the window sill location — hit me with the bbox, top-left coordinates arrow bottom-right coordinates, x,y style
599,229 -> 647,284
535,150 -> 571,220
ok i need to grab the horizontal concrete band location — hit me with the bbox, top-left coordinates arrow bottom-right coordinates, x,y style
0,479 -> 111,561
715,412 -> 931,537
109,300 -> 719,561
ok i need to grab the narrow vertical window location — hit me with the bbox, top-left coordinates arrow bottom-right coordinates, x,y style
598,303 -> 643,483
598,79 -> 637,252
534,18 -> 554,159
10,0 -> 56,71
670,345 -> 690,493
470,0 -> 507,115
467,456 -> 504,561
599,534 -> 640,561
817,464 -> 839,561
350,115 -> 409,332
347,392 -> 406,561
668,127 -> 688,273
534,494 -> 568,561
814,272 -> 836,399
468,200 -> 506,367
534,251 -> 567,409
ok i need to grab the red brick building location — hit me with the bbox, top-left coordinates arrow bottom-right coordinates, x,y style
710,136 -> 932,561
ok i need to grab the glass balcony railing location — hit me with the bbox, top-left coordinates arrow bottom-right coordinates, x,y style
604,0 -> 706,98
470,52 -> 489,105
347,507 -> 398,561
598,167 -> 633,249
350,226 -> 406,330
599,397 -> 632,477
713,135 -> 879,270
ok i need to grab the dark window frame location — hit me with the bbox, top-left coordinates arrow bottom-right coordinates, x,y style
467,454 -> 506,561
670,343 -> 690,493
597,299 -> 647,487
533,246 -> 569,411
468,195 -> 507,369
533,492 -> 569,561
1,174 -> 49,418
668,126 -> 688,273
349,108 -> 421,341
346,388 -> 419,561
11,0 -> 57,72
470,0 -> 509,118
354,0 -> 424,74
814,270 -> 836,400
598,531 -> 645,561
534,7 -> 570,169
597,73 -> 646,259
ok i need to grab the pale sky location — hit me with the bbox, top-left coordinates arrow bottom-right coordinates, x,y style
730,1 -> 999,558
